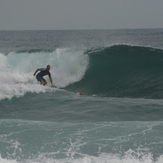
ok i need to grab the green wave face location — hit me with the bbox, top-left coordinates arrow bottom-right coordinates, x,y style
66,45 -> 163,98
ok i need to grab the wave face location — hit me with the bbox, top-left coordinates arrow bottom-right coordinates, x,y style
66,45 -> 163,98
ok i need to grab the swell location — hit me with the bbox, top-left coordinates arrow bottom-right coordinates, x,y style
65,45 -> 163,98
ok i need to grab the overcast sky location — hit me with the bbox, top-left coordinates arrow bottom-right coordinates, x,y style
0,0 -> 163,30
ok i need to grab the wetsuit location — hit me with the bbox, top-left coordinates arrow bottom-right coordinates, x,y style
36,68 -> 51,82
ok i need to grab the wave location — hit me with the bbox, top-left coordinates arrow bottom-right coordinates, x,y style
65,45 -> 163,98
1,45 -> 163,100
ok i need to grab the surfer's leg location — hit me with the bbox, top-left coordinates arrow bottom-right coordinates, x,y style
37,75 -> 46,85
42,78 -> 47,85
36,74 -> 42,84
43,81 -> 47,85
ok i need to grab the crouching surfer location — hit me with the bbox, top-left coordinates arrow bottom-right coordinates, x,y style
33,65 -> 54,86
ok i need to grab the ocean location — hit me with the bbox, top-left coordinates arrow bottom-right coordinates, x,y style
0,29 -> 163,163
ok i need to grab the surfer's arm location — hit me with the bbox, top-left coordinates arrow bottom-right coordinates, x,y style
33,69 -> 40,76
49,76 -> 54,86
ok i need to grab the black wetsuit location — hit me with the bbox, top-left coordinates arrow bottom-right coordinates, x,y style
36,68 -> 51,82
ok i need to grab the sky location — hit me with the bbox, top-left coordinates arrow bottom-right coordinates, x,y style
0,0 -> 163,30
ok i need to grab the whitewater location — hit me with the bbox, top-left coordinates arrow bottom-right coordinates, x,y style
0,48 -> 88,100
0,29 -> 163,163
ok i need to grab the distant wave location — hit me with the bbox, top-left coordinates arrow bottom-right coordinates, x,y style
65,45 -> 163,98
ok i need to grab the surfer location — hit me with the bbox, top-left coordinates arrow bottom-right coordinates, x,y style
33,65 -> 54,86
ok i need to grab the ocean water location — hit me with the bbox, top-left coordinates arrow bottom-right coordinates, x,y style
0,29 -> 163,163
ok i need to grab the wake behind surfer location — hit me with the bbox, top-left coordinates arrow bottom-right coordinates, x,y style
33,65 -> 54,86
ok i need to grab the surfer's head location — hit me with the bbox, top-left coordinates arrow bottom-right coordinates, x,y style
47,65 -> 51,70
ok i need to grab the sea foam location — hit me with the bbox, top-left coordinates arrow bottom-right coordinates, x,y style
0,49 -> 88,100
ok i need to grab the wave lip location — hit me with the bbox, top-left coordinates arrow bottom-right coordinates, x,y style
65,45 -> 163,98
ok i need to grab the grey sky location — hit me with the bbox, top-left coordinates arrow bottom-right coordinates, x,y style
0,0 -> 163,30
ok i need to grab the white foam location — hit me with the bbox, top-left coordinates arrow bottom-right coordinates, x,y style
0,155 -> 17,163
71,153 -> 163,163
0,49 -> 88,100
50,48 -> 89,87
0,153 -> 162,163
